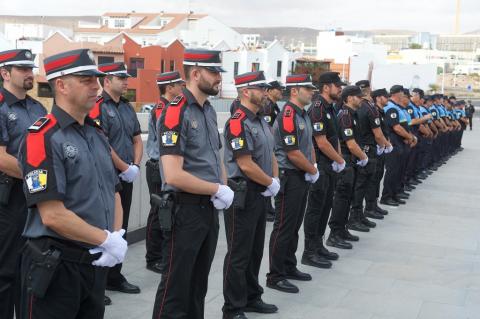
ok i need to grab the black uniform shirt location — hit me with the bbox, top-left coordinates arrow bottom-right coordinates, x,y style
355,99 -> 381,147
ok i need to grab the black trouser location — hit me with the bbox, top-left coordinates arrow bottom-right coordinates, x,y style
304,165 -> 336,244
223,184 -> 267,314
405,137 -> 420,181
399,144 -> 411,192
382,142 -> 404,200
469,117 -> 473,130
267,171 -> 309,283
0,179 -> 27,319
145,159 -> 165,266
20,239 -> 107,319
329,166 -> 355,233
152,194 -> 219,319
107,180 -> 133,286
351,149 -> 377,214
365,153 -> 385,210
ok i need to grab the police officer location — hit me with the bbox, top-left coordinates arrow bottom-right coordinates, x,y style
380,85 -> 417,206
0,49 -> 47,319
328,86 -> 366,247
145,71 -> 184,274
349,80 -> 391,231
261,80 -> 284,222
466,100 -> 475,130
365,88 -> 391,215
18,48 -> 127,319
223,71 -> 278,319
152,49 -> 234,319
261,80 -> 284,127
303,71 -> 348,265
90,62 -> 142,294
267,74 -> 318,294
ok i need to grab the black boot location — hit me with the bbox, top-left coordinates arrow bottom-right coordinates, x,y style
326,232 -> 353,249
339,229 -> 359,241
301,240 -> 332,269
375,203 -> 389,215
316,240 -> 339,260
359,212 -> 376,228
364,209 -> 384,220
347,210 -> 370,232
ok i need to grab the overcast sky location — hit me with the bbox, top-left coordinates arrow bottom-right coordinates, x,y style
1,0 -> 478,34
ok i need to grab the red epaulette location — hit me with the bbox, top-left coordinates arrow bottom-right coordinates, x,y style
0,92 -> 4,104
26,114 -> 58,167
89,96 -> 104,120
229,109 -> 246,137
164,95 -> 186,129
154,100 -> 166,121
282,104 -> 295,133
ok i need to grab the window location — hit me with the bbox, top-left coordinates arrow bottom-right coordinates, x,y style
291,61 -> 295,73
251,63 -> 260,72
234,62 -> 239,76
114,19 -> 125,28
129,58 -> 144,77
170,60 -> 175,71
276,61 -> 282,77
124,89 -> 136,102
98,56 -> 114,65
37,83 -> 53,98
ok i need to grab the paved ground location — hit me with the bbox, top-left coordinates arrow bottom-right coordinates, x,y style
105,128 -> 480,319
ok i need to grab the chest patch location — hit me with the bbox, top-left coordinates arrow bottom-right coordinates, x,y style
264,115 -> 271,123
326,113 -> 332,120
191,119 -> 198,129
390,113 -> 397,119
7,112 -> 17,122
63,142 -> 78,159
299,122 -> 305,130
107,109 -> 116,118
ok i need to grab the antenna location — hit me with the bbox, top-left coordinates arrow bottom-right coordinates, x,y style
454,0 -> 461,34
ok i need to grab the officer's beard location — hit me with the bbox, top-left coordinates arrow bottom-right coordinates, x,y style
198,77 -> 220,96
23,78 -> 34,91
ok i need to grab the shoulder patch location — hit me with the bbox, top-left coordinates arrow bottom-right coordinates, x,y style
170,95 -> 184,106
282,105 -> 296,133
26,114 -> 58,168
28,117 -> 50,132
229,110 -> 246,137
164,95 -> 187,129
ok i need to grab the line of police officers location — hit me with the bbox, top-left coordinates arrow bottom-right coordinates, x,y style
0,47 -> 469,319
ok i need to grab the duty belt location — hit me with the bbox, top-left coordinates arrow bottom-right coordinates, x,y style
27,237 -> 101,264
174,192 -> 212,205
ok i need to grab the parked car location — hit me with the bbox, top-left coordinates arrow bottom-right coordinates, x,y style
140,103 -> 155,113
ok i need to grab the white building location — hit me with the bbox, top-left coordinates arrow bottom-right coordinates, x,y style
74,12 -> 244,50
371,64 -> 437,91
221,40 -> 302,98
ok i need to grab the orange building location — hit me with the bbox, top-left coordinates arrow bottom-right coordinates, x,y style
37,32 -> 185,108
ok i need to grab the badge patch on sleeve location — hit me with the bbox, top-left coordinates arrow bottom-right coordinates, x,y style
231,137 -> 245,150
390,113 -> 397,119
264,116 -> 271,123
408,109 -> 413,114
25,169 -> 48,194
284,135 -> 296,145
375,118 -> 381,125
313,122 -> 324,131
344,129 -> 353,137
161,131 -> 179,146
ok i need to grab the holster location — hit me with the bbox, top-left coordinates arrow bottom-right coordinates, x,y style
25,241 -> 62,298
151,192 -> 174,231
0,173 -> 14,205
227,179 -> 248,210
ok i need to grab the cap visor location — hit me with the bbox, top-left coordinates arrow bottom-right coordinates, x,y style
113,73 -> 132,78
72,69 -> 106,77
337,81 -> 347,86
204,66 -> 226,73
12,62 -> 37,68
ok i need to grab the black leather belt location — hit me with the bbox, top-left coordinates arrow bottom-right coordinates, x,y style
280,169 -> 304,177
27,237 -> 100,264
174,192 -> 212,205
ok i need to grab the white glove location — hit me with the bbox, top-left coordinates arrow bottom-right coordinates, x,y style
331,160 -> 346,173
210,184 -> 234,210
119,165 -> 139,183
89,248 -> 118,267
97,229 -> 128,263
376,145 -> 385,156
304,165 -> 320,183
356,157 -> 369,167
261,177 -> 280,197
384,144 -> 394,154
